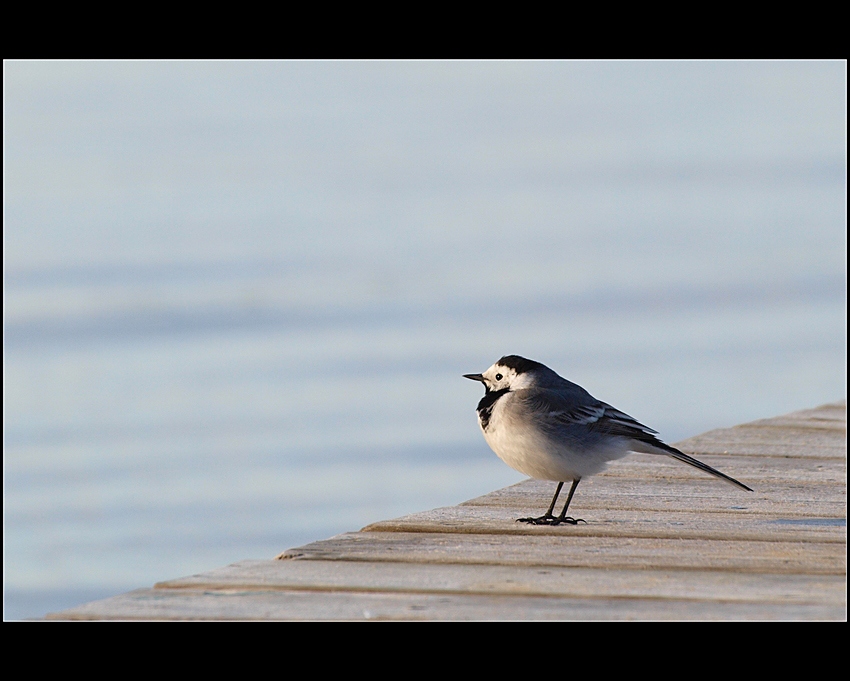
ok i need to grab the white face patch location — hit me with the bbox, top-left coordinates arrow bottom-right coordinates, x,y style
480,364 -> 534,392
480,364 -> 514,391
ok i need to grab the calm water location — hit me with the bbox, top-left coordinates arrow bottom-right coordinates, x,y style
4,61 -> 846,619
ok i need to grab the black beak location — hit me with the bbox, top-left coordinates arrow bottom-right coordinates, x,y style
463,373 -> 485,382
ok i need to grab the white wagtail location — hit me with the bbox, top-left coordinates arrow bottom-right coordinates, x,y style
464,355 -> 752,525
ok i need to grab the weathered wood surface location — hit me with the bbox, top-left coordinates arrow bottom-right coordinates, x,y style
50,401 -> 846,620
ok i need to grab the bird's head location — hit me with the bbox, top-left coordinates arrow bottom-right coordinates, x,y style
463,355 -> 547,393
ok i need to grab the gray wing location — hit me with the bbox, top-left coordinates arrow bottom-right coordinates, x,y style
518,389 -> 752,492
518,388 -> 658,439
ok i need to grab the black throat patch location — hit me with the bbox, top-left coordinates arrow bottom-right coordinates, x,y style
476,388 -> 510,431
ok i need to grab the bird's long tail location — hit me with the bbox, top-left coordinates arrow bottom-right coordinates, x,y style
633,441 -> 753,492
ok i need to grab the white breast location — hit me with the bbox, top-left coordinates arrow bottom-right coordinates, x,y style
479,391 -> 628,481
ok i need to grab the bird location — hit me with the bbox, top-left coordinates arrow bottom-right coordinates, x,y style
464,355 -> 752,525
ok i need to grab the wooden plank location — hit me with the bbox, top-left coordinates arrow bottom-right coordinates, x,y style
672,402 -> 845,460
458,474 -> 846,518
155,559 -> 845,605
279,531 -> 845,574
48,587 -> 843,621
675,428 -> 845,460
361,507 -> 847,543
745,402 -> 847,427
549,454 -> 847,486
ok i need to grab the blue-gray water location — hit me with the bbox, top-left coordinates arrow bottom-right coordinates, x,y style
4,61 -> 846,619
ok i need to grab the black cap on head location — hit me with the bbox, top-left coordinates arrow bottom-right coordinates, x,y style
496,355 -> 546,375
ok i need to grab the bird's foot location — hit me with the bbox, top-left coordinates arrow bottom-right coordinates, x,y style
516,514 -> 556,525
516,515 -> 586,526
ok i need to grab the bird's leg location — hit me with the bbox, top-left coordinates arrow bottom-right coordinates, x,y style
544,481 -> 564,517
554,478 -> 586,525
516,481 -> 564,525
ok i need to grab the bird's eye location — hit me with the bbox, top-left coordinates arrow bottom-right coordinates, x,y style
495,373 -> 503,381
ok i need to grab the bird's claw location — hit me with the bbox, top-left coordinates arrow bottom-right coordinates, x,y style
516,515 -> 586,526
516,514 -> 555,525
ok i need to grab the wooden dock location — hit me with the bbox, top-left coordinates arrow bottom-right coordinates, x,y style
50,401 -> 846,620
